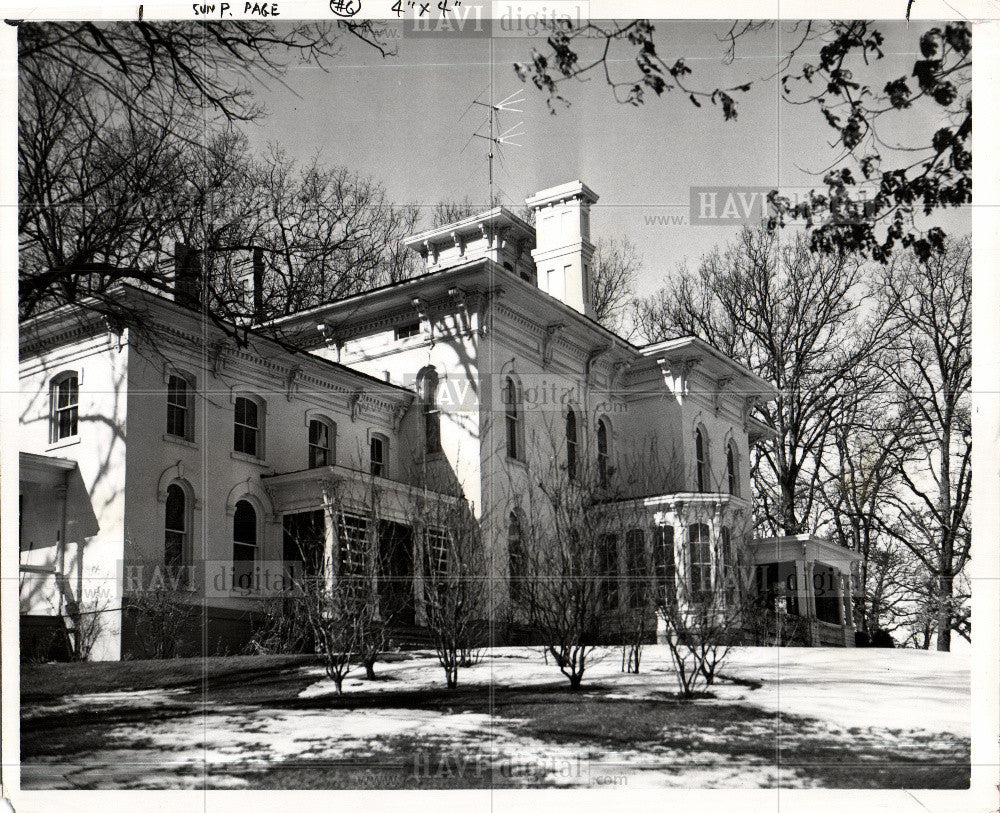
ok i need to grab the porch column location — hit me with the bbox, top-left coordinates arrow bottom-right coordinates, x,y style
320,482 -> 340,592
794,559 -> 810,617
805,561 -> 817,617
834,570 -> 846,625
842,572 -> 855,628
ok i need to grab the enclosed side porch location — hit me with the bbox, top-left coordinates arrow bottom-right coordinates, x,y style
749,534 -> 861,647
261,465 -> 462,634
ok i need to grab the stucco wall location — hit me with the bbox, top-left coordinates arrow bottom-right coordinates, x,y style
19,331 -> 129,660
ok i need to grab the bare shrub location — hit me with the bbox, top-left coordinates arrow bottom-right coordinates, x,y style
124,587 -> 198,659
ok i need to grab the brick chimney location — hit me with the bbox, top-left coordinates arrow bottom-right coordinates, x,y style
172,242 -> 202,307
525,181 -> 599,317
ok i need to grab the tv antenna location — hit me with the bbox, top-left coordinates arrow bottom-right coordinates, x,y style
471,89 -> 525,192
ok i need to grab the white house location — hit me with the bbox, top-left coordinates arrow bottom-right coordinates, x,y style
18,180 -> 860,660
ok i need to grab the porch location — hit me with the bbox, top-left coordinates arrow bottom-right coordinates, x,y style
261,464 -> 462,628
748,534 -> 861,647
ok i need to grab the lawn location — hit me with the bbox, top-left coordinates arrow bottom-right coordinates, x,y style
20,645 -> 970,790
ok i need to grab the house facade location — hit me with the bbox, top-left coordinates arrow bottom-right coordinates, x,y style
18,180 -> 859,660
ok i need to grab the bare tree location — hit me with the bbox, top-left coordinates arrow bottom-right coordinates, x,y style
590,237 -> 641,332
284,478 -> 399,689
819,377 -> 911,636
417,499 -> 489,689
633,226 -> 895,536
18,22 -> 409,341
295,572 -> 376,694
656,517 -> 752,697
430,198 -> 483,227
877,238 -> 971,651
514,422 -> 680,690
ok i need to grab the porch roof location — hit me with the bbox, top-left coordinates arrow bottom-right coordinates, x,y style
261,464 -> 460,518
750,534 -> 861,573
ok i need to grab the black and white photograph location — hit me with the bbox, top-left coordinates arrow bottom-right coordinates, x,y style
2,1 -> 996,807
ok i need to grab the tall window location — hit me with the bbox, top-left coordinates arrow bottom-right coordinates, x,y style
695,427 -> 709,492
232,500 -> 257,587
308,418 -> 334,468
624,528 -> 646,610
166,375 -> 191,439
234,396 -> 260,457
504,377 -> 520,461
420,369 -> 441,455
164,484 -> 186,570
598,534 -> 619,611
370,433 -> 387,477
565,407 -> 578,480
597,418 -> 610,487
726,443 -> 739,496
653,526 -> 676,608
688,523 -> 712,603
720,527 -> 736,606
508,512 -> 525,606
51,373 -> 79,441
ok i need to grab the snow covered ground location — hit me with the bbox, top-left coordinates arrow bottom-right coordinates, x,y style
297,644 -> 970,736
21,645 -> 969,789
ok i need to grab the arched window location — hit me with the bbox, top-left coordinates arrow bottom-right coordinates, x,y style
597,417 -> 610,487
166,374 -> 193,440
695,427 -> 709,492
508,512 -> 525,606
308,418 -> 334,468
164,484 -> 187,570
50,372 -> 79,442
565,407 -> 578,480
504,377 -> 521,461
688,523 -> 712,603
234,396 -> 263,458
370,433 -> 388,477
726,443 -> 739,496
232,500 -> 257,588
420,368 -> 441,455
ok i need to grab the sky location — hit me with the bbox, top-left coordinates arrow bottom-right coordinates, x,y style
243,19 -> 970,299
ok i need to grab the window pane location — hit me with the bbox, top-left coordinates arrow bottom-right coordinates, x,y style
599,534 -> 619,609
505,378 -> 518,460
566,410 -> 577,478
165,485 -> 185,532
233,501 -> 257,544
508,513 -> 524,604
370,436 -> 384,476
57,377 -> 77,409
235,397 -> 258,428
625,529 -> 645,609
165,530 -> 184,568
654,526 -> 676,605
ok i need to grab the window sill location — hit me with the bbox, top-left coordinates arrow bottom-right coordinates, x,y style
163,433 -> 197,449
231,450 -> 267,466
506,456 -> 528,471
46,435 -> 81,452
